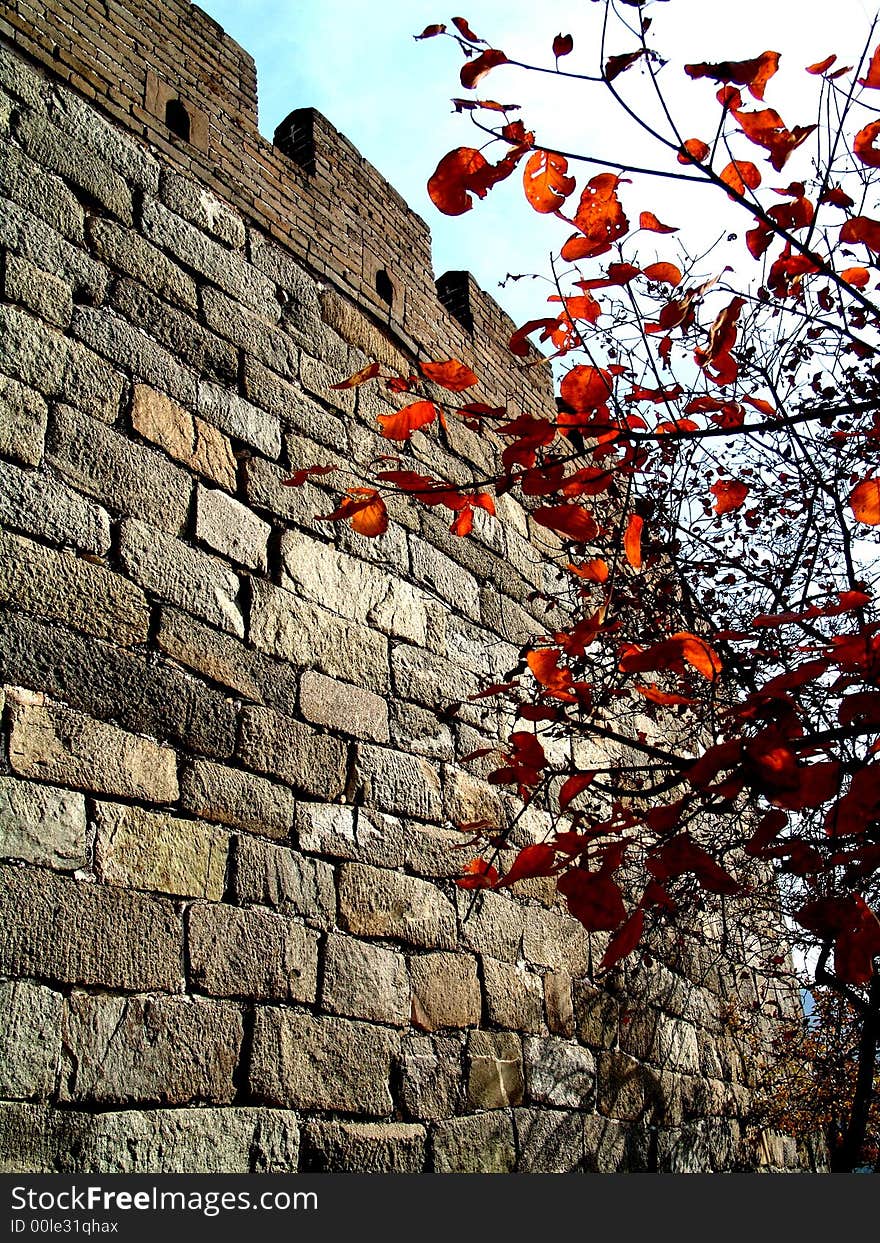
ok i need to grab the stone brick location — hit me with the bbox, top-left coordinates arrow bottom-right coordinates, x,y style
250,1009 -> 399,1115
300,350 -> 354,413
299,670 -> 389,743
0,981 -> 63,1099
9,699 -> 178,802
181,759 -> 296,841
596,1051 -> 656,1122
72,307 -> 197,406
250,581 -> 390,695
61,340 -> 125,423
131,384 -> 236,489
230,834 -> 335,930
202,287 -> 298,377
322,934 -> 410,1026
198,381 -> 281,459
355,744 -> 442,821
88,217 -> 197,310
523,907 -> 592,977
119,517 -> 244,637
0,459 -> 110,554
338,862 -> 456,949
294,802 -> 405,868
457,889 -> 525,963
195,484 -> 270,570
93,802 -> 227,900
0,143 -> 84,242
432,1111 -> 516,1173
0,304 -> 68,394
250,231 -> 321,318
400,1034 -> 464,1120
410,952 -> 481,1031
389,700 -> 454,761
0,44 -> 44,108
18,110 -> 133,221
5,253 -> 72,327
319,287 -> 408,370
48,404 -> 191,534
111,279 -> 237,385
524,1036 -> 596,1109
47,87 -> 160,192
514,1109 -> 590,1173
61,993 -> 241,1105
301,1122 -> 426,1173
188,903 -> 318,1003
545,972 -> 575,1038
243,453 -> 328,527
0,375 -> 47,466
409,534 -> 481,620
0,775 -> 87,869
621,1010 -> 703,1074
238,706 -> 348,800
391,642 -> 481,714
467,1031 -> 524,1109
405,824 -> 473,880
1,202 -> 108,306
443,765 -> 505,827
243,357 -> 341,447
0,865 -> 181,990
573,982 -> 620,1050
161,169 -> 246,249
482,957 -> 545,1033
0,528 -> 149,645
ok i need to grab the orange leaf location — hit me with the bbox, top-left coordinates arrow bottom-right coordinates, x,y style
599,908 -> 644,971
854,119 -> 880,168
283,464 -> 338,487
452,16 -> 481,42
720,159 -> 762,195
620,633 -> 722,681
567,173 -> 629,260
642,261 -> 682,286
624,513 -> 643,570
568,558 -> 609,583
711,478 -> 749,514
605,50 -> 645,82
497,843 -> 557,887
460,48 -> 508,90
527,647 -> 574,695
559,364 -> 614,412
533,504 -> 599,542
523,149 -> 575,213
806,54 -> 837,75
457,857 -> 499,890
735,106 -> 816,172
858,43 -> 880,88
678,138 -> 710,164
634,684 -> 698,706
841,266 -> 870,287
685,52 -> 779,101
553,33 -> 573,59
419,359 -> 478,391
850,478 -> 880,524
640,210 -> 678,233
320,488 -> 389,537
415,24 -> 446,40
559,772 -> 596,810
377,400 -> 437,441
841,215 -> 880,251
427,146 -> 518,216
330,362 -> 380,389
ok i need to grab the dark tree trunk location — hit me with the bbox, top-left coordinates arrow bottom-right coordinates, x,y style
829,973 -> 879,1173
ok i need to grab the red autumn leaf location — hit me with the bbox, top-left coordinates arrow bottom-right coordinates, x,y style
452,16 -> 481,42
568,557 -> 609,583
639,210 -> 678,233
695,296 -> 744,386
533,504 -> 599,542
840,215 -> 880,252
559,365 -> 614,412
711,478 -> 749,514
634,684 -> 698,706
457,857 -> 499,889
565,173 -> 630,260
605,50 -> 645,82
734,106 -> 816,172
850,478 -> 880,524
415,24 -> 446,39
419,359 -> 479,391
647,833 -> 741,894
427,146 -> 518,216
509,317 -> 562,357
624,513 -> 643,569
685,51 -> 780,100
577,262 -> 641,291
745,809 -> 788,855
377,400 -> 437,441
858,43 -> 880,87
558,869 -> 628,931
720,159 -> 762,195
834,897 -> 880,985
553,33 -> 573,59
821,185 -> 855,208
527,647 -> 575,697
559,772 -> 596,810
620,632 -> 722,681
643,261 -> 682,286
599,908 -> 645,971
854,119 -> 880,167
460,48 -> 508,90
497,843 -> 557,887
283,464 -> 338,487
330,361 -> 380,389
319,488 -> 389,537
678,138 -> 710,164
522,150 -> 576,213
842,266 -> 870,287
806,54 -> 837,74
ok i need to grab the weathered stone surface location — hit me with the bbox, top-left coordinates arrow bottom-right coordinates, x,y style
0,304 -> 68,394
0,143 -> 84,242
355,745 -> 442,821
0,981 -> 63,1099
338,862 -> 457,950
88,218 -> 196,310
61,341 -> 125,423
523,907 -> 592,977
391,642 -> 480,713
250,581 -> 390,695
400,1034 -> 464,1120
0,775 -> 86,869
0,375 -> 47,466
188,904 -> 318,1003
573,982 -> 620,1050
1,201 -> 107,307
467,1031 -> 524,1110
93,802 -> 227,900
301,1122 -> 426,1173
409,534 -> 481,620
111,278 -> 237,385
131,384 -> 236,489
120,517 -> 243,637
72,307 -> 197,405
250,1009 -> 399,1115
545,972 -> 575,1038
295,802 -> 405,868
5,253 -> 72,327
61,993 -> 242,1105
299,670 -> 389,743
0,865 -> 181,990
231,834 -> 335,930
48,404 -> 191,534
432,1111 -> 516,1173
443,765 -> 504,827
8,698 -> 178,802
524,1036 -> 596,1109
0,1103 -> 300,1173
198,381 -> 281,458
47,86 -> 160,191
409,952 -> 481,1032
482,957 -> 545,1034
322,934 -> 410,1026
238,706 -> 347,799
457,889 -> 524,963
243,357 -> 339,445
514,1109 -> 590,1173
181,759 -> 295,841
202,287 -> 297,376
596,1050 -> 659,1123
0,528 -> 149,645
404,825 -> 470,879
621,1010 -> 703,1074
18,110 -> 132,221
389,700 -> 454,761
161,170 -> 246,249
0,459 -> 110,554
195,484 -> 270,570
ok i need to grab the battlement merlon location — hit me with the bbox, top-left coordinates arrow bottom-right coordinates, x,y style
0,0 -> 551,409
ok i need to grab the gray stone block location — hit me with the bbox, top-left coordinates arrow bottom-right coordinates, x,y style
322,934 -> 411,1026
524,1036 -> 596,1109
195,484 -> 270,570
0,981 -> 63,1099
338,862 -> 457,949
0,775 -> 87,870
467,1031 -> 524,1109
238,706 -> 348,800
181,759 -> 296,841
0,459 -> 110,553
93,802 -> 227,900
355,744 -> 442,820
301,1122 -> 426,1173
230,834 -> 335,930
410,952 -> 481,1031
432,1111 -> 516,1173
188,903 -> 318,1003
198,381 -> 282,458
0,375 -> 47,466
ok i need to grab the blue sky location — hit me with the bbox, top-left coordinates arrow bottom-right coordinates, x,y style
198,0 -> 878,327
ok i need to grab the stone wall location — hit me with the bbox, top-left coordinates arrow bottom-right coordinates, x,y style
0,0 -> 809,1173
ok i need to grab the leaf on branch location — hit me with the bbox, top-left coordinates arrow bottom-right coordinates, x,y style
559,772 -> 596,810
599,908 -> 645,970
523,150 -> 576,213
624,513 -> 643,569
678,137 -> 710,164
553,33 -> 574,60
620,632 -> 722,681
854,119 -> 880,167
850,477 -> 880,524
452,16 -> 482,42
563,174 -> 630,260
558,869 -> 628,931
858,43 -> 880,87
509,316 -> 563,357
568,557 -> 609,582
319,488 -> 389,537
840,215 -> 880,252
841,266 -> 870,287
720,159 -> 762,195
457,857 -> 499,889
635,684 -> 698,706
734,106 -> 816,172
647,832 -> 741,894
460,47 -> 508,89
330,361 -> 380,389
684,51 -> 780,100
711,478 -> 749,514
282,464 -> 338,487
377,400 -> 437,441
533,503 -> 600,542
428,146 -> 519,216
559,364 -> 614,412
419,359 -> 479,391
415,24 -> 446,39
604,50 -> 645,82
642,261 -> 682,286
806,54 -> 837,75
694,296 -> 744,387
497,843 -> 557,887
639,210 -> 678,233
